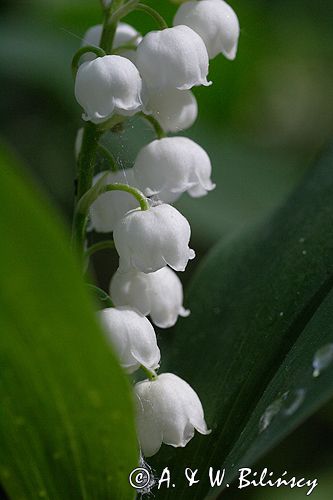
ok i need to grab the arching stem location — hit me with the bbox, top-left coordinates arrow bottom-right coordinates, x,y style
85,240 -> 115,260
141,366 -> 158,381
140,113 -> 166,139
72,46 -> 106,77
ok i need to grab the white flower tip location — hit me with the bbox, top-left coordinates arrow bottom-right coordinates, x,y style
189,248 -> 196,260
203,78 -> 213,87
180,307 -> 191,318
196,425 -> 212,436
177,77 -> 212,90
223,44 -> 238,61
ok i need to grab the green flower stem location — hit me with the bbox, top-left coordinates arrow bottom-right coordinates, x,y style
73,182 -> 149,252
134,4 -> 168,30
97,144 -> 118,172
100,0 -> 125,53
140,113 -> 166,139
111,1 -> 168,30
72,212 -> 88,255
100,184 -> 150,211
72,123 -> 102,253
77,182 -> 150,215
85,240 -> 115,260
109,0 -> 140,24
77,123 -> 103,200
71,45 -> 106,77
71,0 -> 133,256
141,365 -> 158,381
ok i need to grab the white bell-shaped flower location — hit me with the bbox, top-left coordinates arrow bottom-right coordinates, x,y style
136,25 -> 211,91
174,0 -> 240,60
133,137 -> 215,203
75,55 -> 143,124
82,23 -> 142,62
135,373 -> 210,457
98,307 -> 160,374
113,203 -> 195,273
110,267 -> 190,328
145,88 -> 198,132
89,169 -> 139,233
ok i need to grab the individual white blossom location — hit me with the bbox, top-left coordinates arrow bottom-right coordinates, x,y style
174,0 -> 240,60
113,204 -> 195,273
136,25 -> 211,91
110,267 -> 190,328
98,307 -> 160,374
82,23 -> 142,62
145,88 -> 198,132
135,373 -> 210,457
74,55 -> 143,124
89,169 -> 139,233
133,137 -> 215,203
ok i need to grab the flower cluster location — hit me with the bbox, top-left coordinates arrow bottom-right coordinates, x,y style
74,0 -> 239,458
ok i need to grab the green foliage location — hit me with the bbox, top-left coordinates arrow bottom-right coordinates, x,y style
0,144 -> 138,499
152,147 -> 333,499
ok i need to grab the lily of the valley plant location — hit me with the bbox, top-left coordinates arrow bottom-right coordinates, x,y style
72,0 -> 239,459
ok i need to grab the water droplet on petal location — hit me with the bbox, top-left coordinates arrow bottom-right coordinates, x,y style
312,343 -> 333,377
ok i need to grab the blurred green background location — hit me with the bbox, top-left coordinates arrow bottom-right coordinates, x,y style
0,0 -> 332,498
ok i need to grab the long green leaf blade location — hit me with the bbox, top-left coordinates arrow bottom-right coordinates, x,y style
152,147 -> 333,499
0,145 -> 138,499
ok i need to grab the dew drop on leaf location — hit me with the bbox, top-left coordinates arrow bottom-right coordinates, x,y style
282,388 -> 306,416
258,393 -> 288,433
312,343 -> 333,377
258,388 -> 305,432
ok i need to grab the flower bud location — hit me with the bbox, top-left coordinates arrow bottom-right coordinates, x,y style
133,137 -> 215,203
82,23 -> 142,62
174,0 -> 240,60
74,55 -> 143,124
136,25 -> 211,91
110,267 -> 190,328
145,88 -> 198,132
98,307 -> 160,374
113,204 -> 195,273
135,373 -> 210,456
89,169 -> 139,233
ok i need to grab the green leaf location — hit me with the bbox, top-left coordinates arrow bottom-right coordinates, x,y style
152,146 -> 333,499
0,144 -> 138,499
